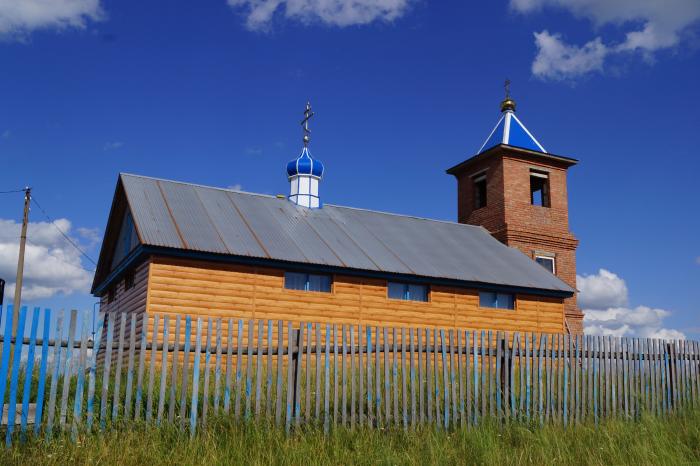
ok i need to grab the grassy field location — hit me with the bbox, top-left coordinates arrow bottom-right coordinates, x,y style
2,411 -> 700,465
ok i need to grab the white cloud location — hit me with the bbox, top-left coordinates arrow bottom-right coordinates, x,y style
0,218 -> 93,301
532,31 -> 608,80
227,183 -> 243,191
0,0 -> 103,40
511,0 -> 700,79
695,256 -> 700,265
577,268 -> 628,310
227,0 -> 413,31
103,141 -> 123,151
578,269 -> 684,339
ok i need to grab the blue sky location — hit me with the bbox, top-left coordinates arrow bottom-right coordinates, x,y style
0,0 -> 698,338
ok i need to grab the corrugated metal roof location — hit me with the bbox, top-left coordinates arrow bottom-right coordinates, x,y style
119,173 -> 574,294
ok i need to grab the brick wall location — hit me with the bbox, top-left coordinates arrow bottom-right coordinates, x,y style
450,147 -> 584,334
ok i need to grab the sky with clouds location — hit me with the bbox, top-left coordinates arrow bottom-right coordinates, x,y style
0,0 -> 698,337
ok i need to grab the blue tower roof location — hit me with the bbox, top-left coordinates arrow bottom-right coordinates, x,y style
286,146 -> 324,179
478,106 -> 546,155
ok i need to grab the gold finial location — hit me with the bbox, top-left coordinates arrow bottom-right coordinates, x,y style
500,79 -> 516,112
301,101 -> 314,147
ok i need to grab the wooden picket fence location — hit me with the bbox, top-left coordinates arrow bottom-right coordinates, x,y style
1,306 -> 700,447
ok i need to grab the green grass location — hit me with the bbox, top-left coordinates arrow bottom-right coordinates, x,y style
2,410 -> 700,465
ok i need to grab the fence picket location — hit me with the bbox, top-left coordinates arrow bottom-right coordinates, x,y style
391,327 -> 398,426
358,325 -> 364,426
266,321 -> 273,418
418,328 -> 424,424
324,324 -> 331,432
168,315 -> 181,422
20,308 -> 41,437
124,314 -> 137,421
245,320 -> 254,419
45,311 -> 63,437
57,309 -> 78,431
411,328 -> 418,427
350,325 -> 356,429
179,316 -> 192,429
276,320 -> 284,427
99,312 -> 115,428
223,318 -> 233,415
157,316 -> 170,424
366,326 -> 373,428
190,318 -> 203,437
304,323 -> 313,423
375,326 -> 381,427
285,322 -> 294,433
112,313 -> 127,421
86,315 -> 104,432
146,314 -> 160,422
426,328 -> 432,423
434,328 -> 441,427
215,318 -> 223,415
70,317 -> 90,438
402,328 -> 409,429
294,322 -> 305,427
202,318 -> 213,424
6,307 -> 29,444
134,314 -> 149,422
440,329 -> 449,429
255,320 -> 263,417
234,319 -> 244,419
34,308 -> 53,434
384,327 -> 390,426
333,325 -> 339,427
123,314 -> 136,419
342,325 -> 348,427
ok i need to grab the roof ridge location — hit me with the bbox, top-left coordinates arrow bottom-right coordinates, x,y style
119,172 -> 277,199
325,203 -> 487,231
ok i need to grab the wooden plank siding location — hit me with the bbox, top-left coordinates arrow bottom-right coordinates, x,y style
143,257 -> 565,338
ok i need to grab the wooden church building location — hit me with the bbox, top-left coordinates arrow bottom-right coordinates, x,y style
92,94 -> 583,335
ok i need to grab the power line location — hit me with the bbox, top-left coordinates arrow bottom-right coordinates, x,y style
30,195 -> 98,267
0,188 -> 28,194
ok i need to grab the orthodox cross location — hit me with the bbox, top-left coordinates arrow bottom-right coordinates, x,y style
301,101 -> 314,147
504,79 -> 511,100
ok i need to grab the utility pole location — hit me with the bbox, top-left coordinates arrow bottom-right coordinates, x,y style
11,187 -> 30,345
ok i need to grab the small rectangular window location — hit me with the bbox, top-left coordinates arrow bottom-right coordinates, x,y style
284,272 -> 332,293
473,174 -> 487,209
107,286 -> 116,304
124,269 -> 135,291
535,256 -> 556,274
530,170 -> 550,207
479,291 -> 515,310
388,282 -> 429,302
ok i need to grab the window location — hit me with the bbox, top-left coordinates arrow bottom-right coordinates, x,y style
535,255 -> 556,274
124,269 -> 135,291
107,286 -> 116,303
530,170 -> 550,207
388,282 -> 429,302
284,272 -> 332,293
473,174 -> 487,209
479,291 -> 515,310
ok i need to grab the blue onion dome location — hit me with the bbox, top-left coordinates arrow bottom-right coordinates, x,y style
286,147 -> 324,179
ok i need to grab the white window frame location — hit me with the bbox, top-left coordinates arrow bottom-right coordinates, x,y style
534,255 -> 556,275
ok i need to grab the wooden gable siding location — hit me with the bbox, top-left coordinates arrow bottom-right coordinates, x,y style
99,259 -> 150,339
145,257 -> 565,337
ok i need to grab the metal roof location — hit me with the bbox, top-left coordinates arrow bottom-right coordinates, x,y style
119,173 -> 574,294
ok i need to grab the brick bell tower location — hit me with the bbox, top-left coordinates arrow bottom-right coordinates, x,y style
446,86 -> 583,334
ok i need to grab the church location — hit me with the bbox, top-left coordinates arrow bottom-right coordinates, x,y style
91,91 -> 583,336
